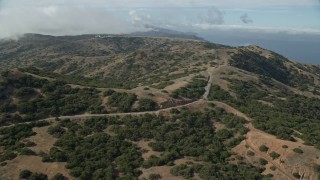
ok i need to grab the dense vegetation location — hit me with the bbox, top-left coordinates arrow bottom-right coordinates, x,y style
108,92 -> 137,112
0,71 -> 104,125
171,76 -> 207,99
39,109 -> 264,179
208,78 -> 320,148
229,50 -> 315,88
0,121 -> 49,163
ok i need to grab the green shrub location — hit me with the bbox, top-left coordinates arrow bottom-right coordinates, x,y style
47,125 -> 66,138
269,151 -> 280,160
259,145 -> 269,152
49,147 -> 68,162
20,148 -> 37,156
51,173 -> 67,180
103,89 -> 115,96
293,172 -> 301,179
19,170 -> 32,179
170,164 -> 194,179
149,173 -> 161,180
293,148 -> 303,154
270,166 -> 276,171
0,151 -> 17,162
14,87 -> 36,98
314,164 -> 320,173
247,150 -> 255,156
29,172 -> 48,180
108,92 -> 137,112
259,158 -> 268,166
137,98 -> 157,111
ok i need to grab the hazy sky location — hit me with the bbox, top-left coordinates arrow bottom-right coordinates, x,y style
0,0 -> 319,63
0,0 -> 319,36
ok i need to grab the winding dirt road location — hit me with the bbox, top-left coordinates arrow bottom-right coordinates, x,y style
1,70 -> 297,179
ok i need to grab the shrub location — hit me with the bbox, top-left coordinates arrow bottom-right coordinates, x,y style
47,125 -> 66,138
259,145 -> 269,152
259,158 -> 268,166
270,166 -> 276,171
15,87 -> 36,98
108,92 -> 137,112
0,151 -> 17,162
25,141 -> 37,147
49,147 -> 68,162
29,172 -> 48,180
20,148 -> 37,156
149,173 -> 161,180
293,172 -> 301,179
314,164 -> 320,173
247,150 -> 255,156
103,89 -> 115,96
293,148 -> 303,154
269,151 -> 280,160
137,98 -> 157,111
51,173 -> 67,180
20,170 -> 32,179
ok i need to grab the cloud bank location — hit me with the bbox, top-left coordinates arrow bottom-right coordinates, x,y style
0,0 -> 319,38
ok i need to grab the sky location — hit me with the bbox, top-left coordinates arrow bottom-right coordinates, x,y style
0,0 -> 319,63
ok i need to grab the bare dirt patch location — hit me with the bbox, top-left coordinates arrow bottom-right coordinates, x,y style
213,122 -> 225,131
257,100 -> 274,107
0,156 -> 71,180
26,126 -> 57,154
139,157 -> 201,180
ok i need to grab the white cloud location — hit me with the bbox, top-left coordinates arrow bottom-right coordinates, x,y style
192,23 -> 320,35
42,6 -> 57,17
2,0 -> 319,8
0,0 -> 319,38
0,4 -> 139,38
198,7 -> 224,25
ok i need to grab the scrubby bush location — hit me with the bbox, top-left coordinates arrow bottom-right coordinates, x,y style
259,158 -> 268,166
19,170 -> 32,179
269,151 -> 280,160
293,148 -> 303,154
137,98 -> 157,111
259,145 -> 269,152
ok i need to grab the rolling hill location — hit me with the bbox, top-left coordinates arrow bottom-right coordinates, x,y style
0,34 -> 320,180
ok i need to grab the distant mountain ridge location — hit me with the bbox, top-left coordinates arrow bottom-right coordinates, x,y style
129,26 -> 204,41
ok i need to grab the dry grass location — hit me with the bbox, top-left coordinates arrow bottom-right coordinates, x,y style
26,126 -> 57,154
0,156 -> 71,180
